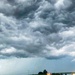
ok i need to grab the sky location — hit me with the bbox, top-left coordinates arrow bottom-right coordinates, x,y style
0,0 -> 75,75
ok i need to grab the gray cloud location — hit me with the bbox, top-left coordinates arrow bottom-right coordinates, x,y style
0,0 -> 75,59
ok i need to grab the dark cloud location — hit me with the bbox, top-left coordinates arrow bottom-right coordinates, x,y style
14,0 -> 40,19
0,0 -> 75,59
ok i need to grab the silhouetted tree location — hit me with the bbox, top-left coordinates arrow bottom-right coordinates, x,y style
38,72 -> 43,75
38,69 -> 48,75
43,69 -> 47,74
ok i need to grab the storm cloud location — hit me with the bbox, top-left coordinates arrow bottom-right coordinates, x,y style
0,0 -> 75,59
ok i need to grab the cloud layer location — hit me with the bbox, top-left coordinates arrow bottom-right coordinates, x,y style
0,0 -> 75,59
